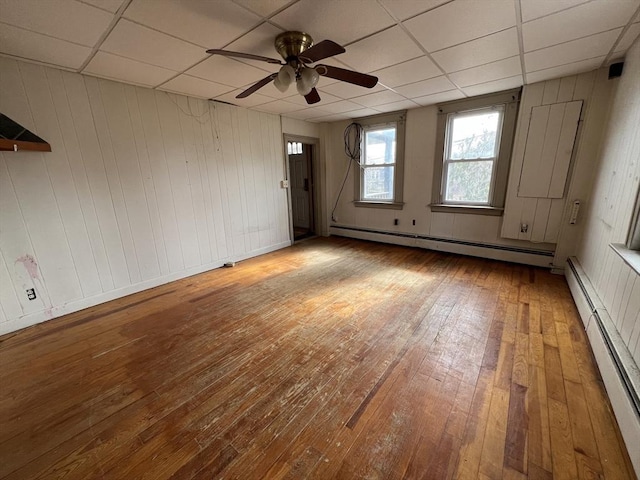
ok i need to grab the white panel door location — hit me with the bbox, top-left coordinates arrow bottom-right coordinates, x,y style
518,100 -> 582,198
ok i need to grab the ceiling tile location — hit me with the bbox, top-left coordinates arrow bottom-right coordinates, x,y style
449,56 -> 522,87
337,26 -> 423,73
613,22 -> 640,55
461,75 -> 523,96
232,0 -> 293,17
412,89 -> 466,106
100,20 -> 207,71
320,80 -> 385,99
373,99 -> 420,112
312,112 -> 357,122
187,55 -> 276,87
81,0 -> 126,13
432,28 -> 519,73
394,75 -> 457,98
283,90 -> 342,106
0,0 -> 113,46
520,0 -> 590,23
159,75 -> 234,99
373,56 -> 441,88
317,100 -> 366,114
405,0 -> 516,52
213,89 -> 273,107
270,0 -> 395,45
526,57 -> 605,83
224,23 -> 285,60
522,0 -> 638,52
525,29 -> 622,72
282,107 -> 332,120
351,90 -> 407,107
0,23 -> 91,69
378,0 -> 449,21
255,100 -> 306,114
123,0 -> 261,49
84,51 -> 177,86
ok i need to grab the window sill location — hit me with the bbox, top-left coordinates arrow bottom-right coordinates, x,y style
429,204 -> 504,216
610,243 -> 640,275
354,201 -> 404,210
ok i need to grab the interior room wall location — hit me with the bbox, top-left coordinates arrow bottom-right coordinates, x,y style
324,101 -> 560,264
573,37 -> 640,367
0,58 -> 291,335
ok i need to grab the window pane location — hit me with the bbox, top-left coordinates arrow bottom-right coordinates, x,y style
287,142 -> 292,155
445,161 -> 493,203
365,127 -> 396,165
449,111 -> 500,160
363,166 -> 394,200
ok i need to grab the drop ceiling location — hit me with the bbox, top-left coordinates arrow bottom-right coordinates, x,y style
0,0 -> 638,123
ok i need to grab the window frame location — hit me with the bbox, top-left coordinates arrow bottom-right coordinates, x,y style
354,110 -> 406,210
431,89 -> 521,216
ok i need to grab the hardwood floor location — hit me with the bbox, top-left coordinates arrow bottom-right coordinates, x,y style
0,237 -> 635,480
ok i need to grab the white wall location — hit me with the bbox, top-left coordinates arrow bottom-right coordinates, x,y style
573,38 -> 640,365
325,104 -> 557,263
0,58 -> 290,334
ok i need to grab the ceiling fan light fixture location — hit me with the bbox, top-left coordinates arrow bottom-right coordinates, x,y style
297,67 -> 320,96
275,65 -> 295,92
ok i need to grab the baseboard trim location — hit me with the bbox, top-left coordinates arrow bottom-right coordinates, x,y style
566,256 -> 640,475
330,225 -> 554,267
0,241 -> 291,336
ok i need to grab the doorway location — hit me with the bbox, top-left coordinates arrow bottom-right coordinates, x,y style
287,139 -> 315,241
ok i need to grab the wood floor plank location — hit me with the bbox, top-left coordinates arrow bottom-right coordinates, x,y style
0,237 -> 634,480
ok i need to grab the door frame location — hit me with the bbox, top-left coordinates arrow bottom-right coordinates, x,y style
283,134 -> 321,243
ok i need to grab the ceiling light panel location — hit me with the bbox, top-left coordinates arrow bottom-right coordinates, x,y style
123,0 -> 261,49
405,0 -> 516,52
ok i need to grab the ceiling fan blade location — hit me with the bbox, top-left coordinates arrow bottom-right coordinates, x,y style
304,88 -> 321,105
316,64 -> 378,88
236,73 -> 278,98
298,40 -> 345,63
206,49 -> 282,65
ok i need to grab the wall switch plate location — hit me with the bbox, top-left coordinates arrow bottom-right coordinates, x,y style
280,180 -> 289,188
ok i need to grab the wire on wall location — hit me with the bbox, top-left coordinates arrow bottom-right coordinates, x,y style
331,122 -> 363,222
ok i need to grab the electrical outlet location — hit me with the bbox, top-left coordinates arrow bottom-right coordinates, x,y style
520,223 -> 529,233
26,288 -> 36,300
412,219 -> 416,226
280,180 -> 289,188
394,219 -> 399,226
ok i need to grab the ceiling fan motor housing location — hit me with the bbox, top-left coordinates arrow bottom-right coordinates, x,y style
275,31 -> 314,63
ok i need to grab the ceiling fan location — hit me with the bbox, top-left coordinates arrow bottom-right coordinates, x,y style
206,31 -> 378,105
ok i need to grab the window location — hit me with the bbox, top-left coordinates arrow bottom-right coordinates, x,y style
354,111 -> 406,209
431,89 -> 520,215
287,141 -> 302,154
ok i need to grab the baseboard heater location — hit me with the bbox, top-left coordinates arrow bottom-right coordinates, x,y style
331,225 -> 554,258
566,257 -> 640,418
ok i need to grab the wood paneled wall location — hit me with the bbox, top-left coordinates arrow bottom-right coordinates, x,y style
501,71 -> 608,245
0,58 -> 290,334
573,38 -> 640,366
